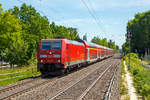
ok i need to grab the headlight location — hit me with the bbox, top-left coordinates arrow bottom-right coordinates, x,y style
57,59 -> 60,63
40,55 -> 47,58
53,54 -> 61,58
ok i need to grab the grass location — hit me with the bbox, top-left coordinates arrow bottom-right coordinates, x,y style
0,65 -> 41,87
124,53 -> 150,100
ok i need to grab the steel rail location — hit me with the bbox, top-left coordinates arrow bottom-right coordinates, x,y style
0,77 -> 58,100
47,59 -> 114,100
0,77 -> 41,94
77,60 -> 118,100
104,62 -> 120,100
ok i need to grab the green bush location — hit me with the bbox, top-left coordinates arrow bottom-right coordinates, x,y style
124,53 -> 150,100
126,53 -> 139,59
133,69 -> 138,75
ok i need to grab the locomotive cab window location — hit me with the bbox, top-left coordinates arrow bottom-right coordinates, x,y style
41,40 -> 62,50
41,41 -> 51,50
51,41 -> 62,50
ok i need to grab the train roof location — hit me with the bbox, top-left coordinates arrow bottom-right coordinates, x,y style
89,42 -> 114,50
83,40 -> 112,50
41,38 -> 113,50
74,39 -> 113,50
67,40 -> 84,46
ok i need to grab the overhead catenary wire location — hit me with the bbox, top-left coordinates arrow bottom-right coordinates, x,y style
37,0 -> 79,28
87,0 -> 119,41
87,0 -> 107,34
17,0 -> 110,40
17,0 -> 59,22
37,0 -> 67,26
40,0 -> 79,27
37,0 -> 118,46
17,0 -> 23,3
17,0 -> 83,40
80,0 -> 106,35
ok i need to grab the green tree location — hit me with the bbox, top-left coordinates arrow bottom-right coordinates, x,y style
49,22 -> 79,40
0,4 -> 29,66
68,27 -> 79,40
91,36 -> 118,51
122,41 -> 129,55
4,38 -> 29,66
83,34 -> 87,41
0,11 -> 22,49
10,3 -> 52,62
126,10 -> 150,56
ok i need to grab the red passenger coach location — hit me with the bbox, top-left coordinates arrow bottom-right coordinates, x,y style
64,40 -> 86,68
37,38 -> 114,75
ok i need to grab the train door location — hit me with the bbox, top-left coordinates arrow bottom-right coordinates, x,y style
87,48 -> 90,61
98,49 -> 100,59
101,49 -> 103,57
66,44 -> 71,66
97,49 -> 99,58
84,48 -> 87,61
104,49 -> 106,57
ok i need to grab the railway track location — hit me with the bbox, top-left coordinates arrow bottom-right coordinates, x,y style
0,57 -> 118,100
82,60 -> 120,100
0,76 -> 58,100
78,62 -> 120,100
0,76 -> 41,94
104,62 -> 120,100
46,59 -> 119,100
81,60 -> 120,100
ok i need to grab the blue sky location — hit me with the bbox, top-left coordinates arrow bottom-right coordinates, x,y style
1,0 -> 150,48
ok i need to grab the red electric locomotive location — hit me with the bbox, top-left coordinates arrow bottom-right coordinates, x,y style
37,38 -> 114,75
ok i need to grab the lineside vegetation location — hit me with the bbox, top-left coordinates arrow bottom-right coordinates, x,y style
123,10 -> 150,57
0,65 -> 40,87
123,53 -> 150,100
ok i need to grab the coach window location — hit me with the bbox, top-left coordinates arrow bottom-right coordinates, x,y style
66,44 -> 68,50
